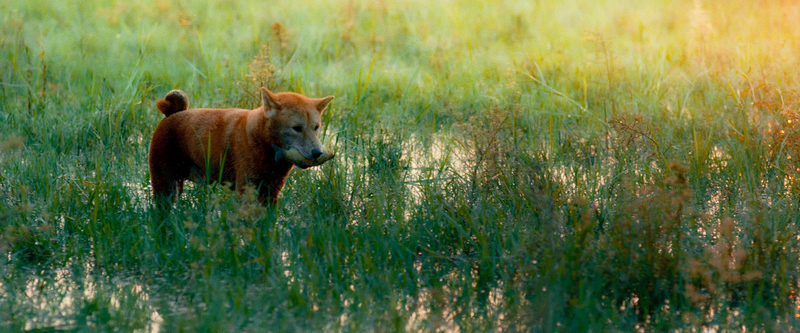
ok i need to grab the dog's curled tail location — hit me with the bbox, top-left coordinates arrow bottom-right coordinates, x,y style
156,90 -> 189,117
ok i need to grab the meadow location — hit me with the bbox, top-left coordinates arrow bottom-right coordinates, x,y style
2,0 -> 800,331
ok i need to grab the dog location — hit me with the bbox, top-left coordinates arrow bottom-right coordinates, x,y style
148,87 -> 334,207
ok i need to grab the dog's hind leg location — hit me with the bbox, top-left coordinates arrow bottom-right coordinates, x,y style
152,175 -> 179,211
150,158 -> 189,211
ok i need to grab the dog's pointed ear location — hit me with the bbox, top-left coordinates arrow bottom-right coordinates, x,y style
261,87 -> 281,118
315,96 -> 334,114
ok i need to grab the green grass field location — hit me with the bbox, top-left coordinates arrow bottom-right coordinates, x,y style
3,0 -> 800,331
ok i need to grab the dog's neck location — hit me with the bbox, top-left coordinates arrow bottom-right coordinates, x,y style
245,108 -> 263,138
246,107 -> 281,154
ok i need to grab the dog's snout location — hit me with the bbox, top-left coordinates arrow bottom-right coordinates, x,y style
311,148 -> 323,159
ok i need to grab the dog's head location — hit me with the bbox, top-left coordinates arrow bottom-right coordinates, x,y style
262,87 -> 334,167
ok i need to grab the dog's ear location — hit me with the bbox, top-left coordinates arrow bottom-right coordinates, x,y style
315,96 -> 335,114
261,87 -> 282,118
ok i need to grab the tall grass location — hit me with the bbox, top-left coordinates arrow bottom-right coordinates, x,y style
3,0 -> 800,331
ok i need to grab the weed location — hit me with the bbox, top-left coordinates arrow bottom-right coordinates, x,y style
4,0 -> 800,331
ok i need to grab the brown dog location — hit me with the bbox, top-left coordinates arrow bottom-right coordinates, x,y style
148,88 -> 334,206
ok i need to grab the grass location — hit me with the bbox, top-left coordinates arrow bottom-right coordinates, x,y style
2,0 -> 800,331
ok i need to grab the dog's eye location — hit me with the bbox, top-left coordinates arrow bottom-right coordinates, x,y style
314,126 -> 320,131
293,126 -> 302,133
